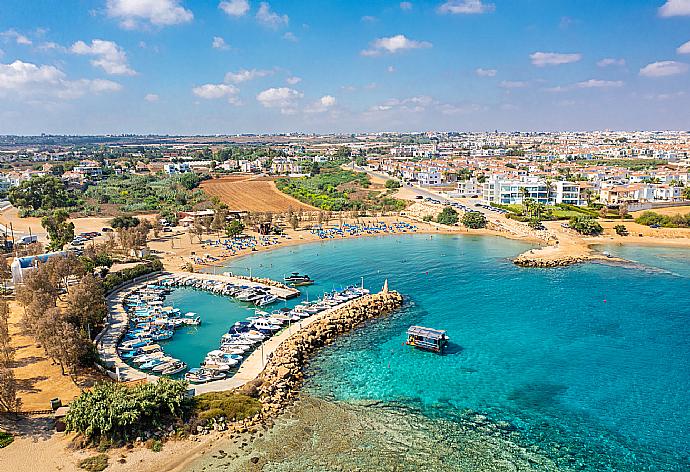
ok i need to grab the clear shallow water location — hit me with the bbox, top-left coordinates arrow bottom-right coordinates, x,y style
212,235 -> 690,470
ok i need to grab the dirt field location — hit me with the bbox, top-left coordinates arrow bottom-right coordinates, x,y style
201,176 -> 316,212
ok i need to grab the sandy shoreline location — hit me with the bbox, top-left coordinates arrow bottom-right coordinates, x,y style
4,209 -> 690,472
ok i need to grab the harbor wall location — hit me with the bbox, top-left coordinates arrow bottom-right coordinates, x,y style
254,290 -> 404,416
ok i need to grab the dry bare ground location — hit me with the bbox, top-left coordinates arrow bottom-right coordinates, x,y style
201,175 -> 316,212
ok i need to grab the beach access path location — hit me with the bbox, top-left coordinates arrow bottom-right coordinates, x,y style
98,271 -> 301,383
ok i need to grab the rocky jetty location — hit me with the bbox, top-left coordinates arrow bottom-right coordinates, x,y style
513,255 -> 587,268
255,290 -> 404,416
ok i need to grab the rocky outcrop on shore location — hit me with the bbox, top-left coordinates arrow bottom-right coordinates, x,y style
255,290 -> 404,416
513,255 -> 587,268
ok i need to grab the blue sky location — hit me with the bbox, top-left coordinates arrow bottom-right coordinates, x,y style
1,0 -> 689,134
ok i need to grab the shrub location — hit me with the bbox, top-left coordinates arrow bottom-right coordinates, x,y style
635,211 -> 690,228
614,224 -> 628,236
569,216 -> 603,235
422,215 -> 433,222
0,430 -> 13,448
462,211 -> 487,229
65,378 -> 191,443
102,259 -> 164,293
78,454 -> 109,472
192,392 -> 261,422
384,179 -> 401,189
436,206 -> 459,226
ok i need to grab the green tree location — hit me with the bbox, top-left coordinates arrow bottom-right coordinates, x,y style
8,175 -> 69,211
436,206 -> 459,225
225,220 -> 245,238
385,179 -> 401,190
614,224 -> 628,236
41,209 -> 75,251
569,216 -> 603,235
110,215 -> 140,229
461,211 -> 488,229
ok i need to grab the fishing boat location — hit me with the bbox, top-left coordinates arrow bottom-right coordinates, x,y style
185,368 -> 211,384
405,326 -> 449,354
284,272 -> 314,285
254,294 -> 278,306
161,361 -> 187,376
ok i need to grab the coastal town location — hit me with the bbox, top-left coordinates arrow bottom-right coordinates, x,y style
1,130 -> 690,470
3,0 -> 690,470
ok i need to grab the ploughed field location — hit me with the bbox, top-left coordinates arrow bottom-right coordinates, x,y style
200,175 -> 316,212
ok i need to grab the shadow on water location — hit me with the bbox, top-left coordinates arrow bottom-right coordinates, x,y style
507,382 -> 569,410
443,342 -> 464,355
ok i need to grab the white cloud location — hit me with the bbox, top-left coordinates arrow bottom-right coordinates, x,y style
37,41 -> 67,52
499,80 -> 528,89
597,57 -> 625,67
283,32 -> 298,42
256,2 -> 288,28
224,68 -> 273,83
57,79 -> 122,99
0,60 -> 121,100
361,34 -> 432,56
530,51 -> 582,67
361,16 -> 378,23
256,87 -> 303,114
437,0 -> 495,15
0,29 -> 32,46
0,60 -> 63,89
548,79 -> 624,92
658,0 -> 690,17
576,79 -> 624,88
475,68 -> 496,77
145,93 -> 159,102
219,0 -> 250,17
212,36 -> 230,50
192,83 -> 239,103
106,0 -> 193,29
305,95 -> 337,113
677,40 -> 690,54
400,2 -> 413,10
387,65 -> 396,73
639,60 -> 689,77
286,76 -> 301,85
70,39 -> 137,76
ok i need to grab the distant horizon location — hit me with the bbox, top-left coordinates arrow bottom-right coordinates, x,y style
2,129 -> 690,139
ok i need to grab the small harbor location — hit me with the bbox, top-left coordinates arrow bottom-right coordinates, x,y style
98,270 -> 374,393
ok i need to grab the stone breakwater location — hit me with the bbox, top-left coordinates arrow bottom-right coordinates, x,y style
513,255 -> 587,268
255,290 -> 404,416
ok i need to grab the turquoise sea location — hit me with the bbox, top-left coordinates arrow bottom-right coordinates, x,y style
180,235 -> 690,470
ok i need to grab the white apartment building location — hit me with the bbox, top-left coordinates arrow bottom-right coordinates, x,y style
452,178 -> 482,197
417,167 -> 441,187
483,177 -> 585,206
164,162 -> 191,174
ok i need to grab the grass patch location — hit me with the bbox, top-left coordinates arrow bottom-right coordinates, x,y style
276,167 -> 406,212
78,454 -> 109,472
0,430 -> 13,448
193,392 -> 261,422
